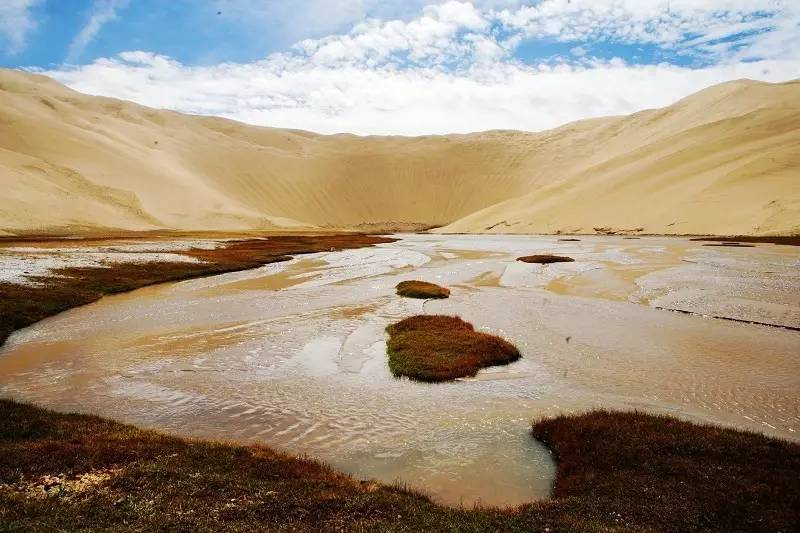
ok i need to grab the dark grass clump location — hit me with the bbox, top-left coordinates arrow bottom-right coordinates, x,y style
532,410 -> 800,532
2,400 -> 798,531
557,238 -> 580,242
395,280 -> 450,299
517,255 -> 575,264
692,235 -> 800,246
0,234 -> 394,346
385,315 -> 520,382
702,242 -> 756,248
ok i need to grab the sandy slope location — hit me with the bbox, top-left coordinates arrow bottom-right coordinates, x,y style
0,69 -> 797,235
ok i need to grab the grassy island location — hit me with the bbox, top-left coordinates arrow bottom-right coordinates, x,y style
395,280 -> 450,299
385,315 -> 520,382
517,254 -> 575,264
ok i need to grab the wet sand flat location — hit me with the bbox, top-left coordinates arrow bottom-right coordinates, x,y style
0,234 -> 798,507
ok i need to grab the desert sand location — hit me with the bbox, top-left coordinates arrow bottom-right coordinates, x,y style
0,69 -> 797,236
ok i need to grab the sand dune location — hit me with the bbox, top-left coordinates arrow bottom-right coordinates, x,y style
0,69 -> 797,235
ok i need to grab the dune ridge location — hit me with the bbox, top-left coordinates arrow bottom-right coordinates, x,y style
0,69 -> 797,236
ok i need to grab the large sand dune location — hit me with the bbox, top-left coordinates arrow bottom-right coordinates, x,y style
1,69 -> 798,235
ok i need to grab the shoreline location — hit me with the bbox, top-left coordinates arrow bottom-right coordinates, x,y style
1,232 -> 799,529
0,234 -> 395,346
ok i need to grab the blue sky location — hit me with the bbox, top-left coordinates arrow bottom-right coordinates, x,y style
1,1 -> 798,134
2,1 -> 276,68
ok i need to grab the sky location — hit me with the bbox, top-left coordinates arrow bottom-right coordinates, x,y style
1,0 -> 798,135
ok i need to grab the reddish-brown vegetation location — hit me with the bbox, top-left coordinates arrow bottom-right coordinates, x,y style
1,400 -> 798,531
395,280 -> 450,299
0,234 -> 394,346
532,410 -> 800,532
385,315 -> 520,382
702,242 -> 756,247
692,235 -> 800,246
517,255 -> 575,264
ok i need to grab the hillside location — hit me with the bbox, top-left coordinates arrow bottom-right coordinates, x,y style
0,69 -> 797,235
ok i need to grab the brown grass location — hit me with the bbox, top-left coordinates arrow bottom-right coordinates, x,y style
517,255 -> 575,264
396,280 -> 450,299
385,315 -> 520,382
0,234 -> 394,346
532,410 -> 800,532
692,235 -> 800,246
2,400 -> 798,531
702,242 -> 756,248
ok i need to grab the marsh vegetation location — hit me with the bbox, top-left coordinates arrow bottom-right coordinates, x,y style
395,280 -> 450,299
0,234 -> 394,346
385,315 -> 520,382
517,254 -> 575,264
2,400 -> 798,531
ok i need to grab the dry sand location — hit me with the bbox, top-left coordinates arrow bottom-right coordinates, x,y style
0,69 -> 798,236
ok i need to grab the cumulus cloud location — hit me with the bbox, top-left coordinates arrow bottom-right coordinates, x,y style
43,0 -> 800,135
0,0 -> 41,54
66,0 -> 130,63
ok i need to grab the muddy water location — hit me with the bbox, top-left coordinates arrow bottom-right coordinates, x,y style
1,235 -> 799,507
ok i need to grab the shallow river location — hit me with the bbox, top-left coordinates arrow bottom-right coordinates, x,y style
1,235 -> 799,507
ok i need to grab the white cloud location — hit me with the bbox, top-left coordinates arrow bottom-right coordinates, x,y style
497,0 -> 798,62
44,52 -> 799,136
214,0 -> 525,42
293,1 -> 492,67
0,0 -> 41,54
41,0 -> 800,135
66,0 -> 130,63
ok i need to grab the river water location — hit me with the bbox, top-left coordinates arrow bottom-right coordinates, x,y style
1,234 -> 798,507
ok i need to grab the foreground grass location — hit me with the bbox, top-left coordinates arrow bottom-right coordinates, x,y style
385,315 -> 520,382
0,234 -> 393,346
517,255 -> 575,264
395,280 -> 450,299
1,400 -> 798,532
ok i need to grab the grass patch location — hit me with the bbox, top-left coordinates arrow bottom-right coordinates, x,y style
385,315 -> 520,382
0,234 -> 394,346
691,235 -> 800,246
1,400 -> 798,531
702,242 -> 756,248
532,410 -> 800,532
557,238 -> 580,242
517,255 -> 575,264
396,280 -> 450,299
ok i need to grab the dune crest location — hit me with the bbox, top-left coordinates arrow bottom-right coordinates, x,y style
1,69 -> 797,235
